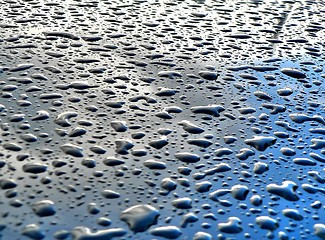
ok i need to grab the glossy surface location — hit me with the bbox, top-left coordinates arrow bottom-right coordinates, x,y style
0,0 -> 325,239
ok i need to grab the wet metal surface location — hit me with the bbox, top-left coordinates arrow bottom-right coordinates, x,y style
0,0 -> 325,239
